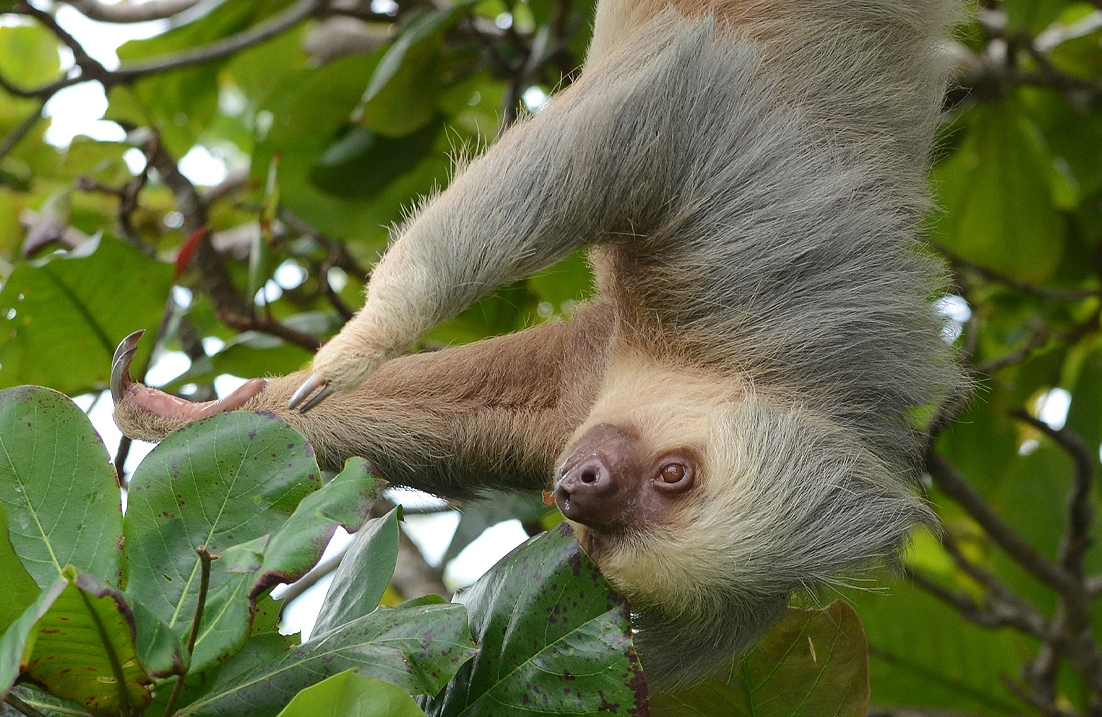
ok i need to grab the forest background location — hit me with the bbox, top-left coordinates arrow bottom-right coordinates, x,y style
0,0 -> 1101,715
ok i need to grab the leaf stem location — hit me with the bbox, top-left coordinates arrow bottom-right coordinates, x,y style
161,546 -> 213,717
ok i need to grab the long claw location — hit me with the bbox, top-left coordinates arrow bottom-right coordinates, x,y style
298,385 -> 334,414
111,330 -> 145,403
288,373 -> 330,413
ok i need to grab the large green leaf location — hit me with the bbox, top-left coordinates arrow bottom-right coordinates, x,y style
123,412 -> 332,671
312,506 -> 400,635
251,51 -> 452,241
0,235 -> 173,394
0,25 -> 61,92
932,104 -> 1066,282
423,523 -> 646,717
276,670 -> 427,717
0,386 -> 123,588
24,571 -> 152,717
177,600 -> 476,717
0,578 -> 66,705
853,581 -> 1026,715
651,602 -> 869,717
0,502 -> 40,634
2,571 -> 153,717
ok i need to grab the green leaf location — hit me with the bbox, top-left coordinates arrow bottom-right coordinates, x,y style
123,412 -> 323,671
309,122 -> 442,199
252,52 -> 452,240
111,0 -> 297,157
1066,346 -> 1102,453
131,600 -> 189,679
312,506 -> 401,635
257,455 -> 382,584
0,578 -> 66,705
3,571 -> 153,717
423,523 -> 646,717
178,601 -> 476,717
0,235 -> 173,394
932,104 -> 1066,282
0,25 -> 61,91
1003,0 -> 1066,33
651,602 -> 869,717
277,670 -> 427,717
0,386 -> 124,588
0,502 -> 40,634
361,5 -> 474,107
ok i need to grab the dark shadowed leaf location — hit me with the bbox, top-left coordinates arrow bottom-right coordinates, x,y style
177,600 -> 475,717
131,600 -> 189,679
276,670 -> 427,717
651,602 -> 869,717
0,236 -> 173,394
0,386 -> 123,588
313,505 -> 400,635
423,523 -> 646,717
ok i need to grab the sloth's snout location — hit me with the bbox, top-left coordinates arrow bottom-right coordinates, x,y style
554,454 -> 623,528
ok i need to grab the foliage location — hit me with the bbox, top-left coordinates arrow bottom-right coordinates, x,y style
0,0 -> 1100,715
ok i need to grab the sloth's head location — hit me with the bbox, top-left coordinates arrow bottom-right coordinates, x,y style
555,353 -> 930,679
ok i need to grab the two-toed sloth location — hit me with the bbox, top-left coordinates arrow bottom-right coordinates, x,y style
114,0 -> 965,686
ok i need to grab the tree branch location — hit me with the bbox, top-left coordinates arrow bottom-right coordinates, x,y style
0,101 -> 46,160
111,0 -> 329,84
926,451 -> 1078,595
59,0 -> 204,23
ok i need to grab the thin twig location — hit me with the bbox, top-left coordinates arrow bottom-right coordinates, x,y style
112,0 -> 328,84
59,0 -> 203,23
0,101 -> 46,160
161,546 -> 213,717
926,451 -> 1078,594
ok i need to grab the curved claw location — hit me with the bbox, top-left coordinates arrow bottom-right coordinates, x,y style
111,330 -> 146,404
288,373 -> 331,414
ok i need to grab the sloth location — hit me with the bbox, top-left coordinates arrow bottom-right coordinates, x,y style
113,0 -> 965,686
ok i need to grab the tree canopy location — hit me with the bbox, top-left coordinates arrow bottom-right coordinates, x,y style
1,0 -> 1102,715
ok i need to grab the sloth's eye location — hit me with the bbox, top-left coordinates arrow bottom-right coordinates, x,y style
660,463 -> 686,483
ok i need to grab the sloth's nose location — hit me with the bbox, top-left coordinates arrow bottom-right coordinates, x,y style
554,457 -> 616,521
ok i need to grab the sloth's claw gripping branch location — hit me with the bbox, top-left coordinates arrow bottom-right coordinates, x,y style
288,372 -> 331,413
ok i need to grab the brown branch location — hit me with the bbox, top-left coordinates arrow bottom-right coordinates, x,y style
926,451 -> 1078,594
0,101 -> 46,160
218,311 -> 321,351
146,139 -> 252,316
945,251 -> 1101,303
1000,675 -> 1080,717
906,567 -> 1048,638
111,0 -> 329,85
59,0 -> 203,23
15,4 -> 111,83
1011,411 -> 1095,578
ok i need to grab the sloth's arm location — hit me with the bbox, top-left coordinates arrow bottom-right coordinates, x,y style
113,304 -> 614,497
